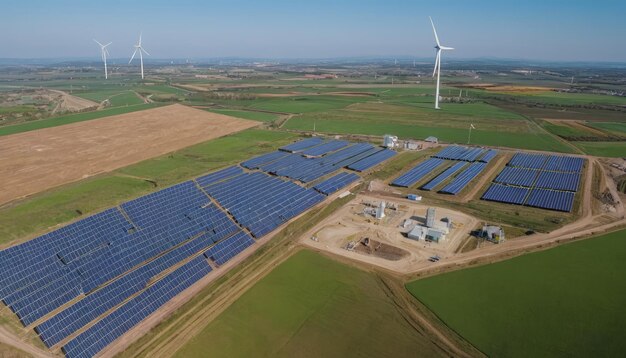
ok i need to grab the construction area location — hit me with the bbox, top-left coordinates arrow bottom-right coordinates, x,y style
301,194 -> 478,273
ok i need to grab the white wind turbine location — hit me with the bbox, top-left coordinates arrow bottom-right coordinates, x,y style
94,40 -> 112,79
429,16 -> 454,109
129,33 -> 150,79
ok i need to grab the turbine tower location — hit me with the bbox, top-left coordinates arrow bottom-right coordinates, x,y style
429,16 -> 454,109
94,40 -> 112,79
130,33 -> 150,79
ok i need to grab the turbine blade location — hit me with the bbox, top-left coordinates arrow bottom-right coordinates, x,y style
104,42 -> 112,48
129,49 -> 138,64
432,50 -> 441,77
429,16 -> 441,47
140,47 -> 150,56
440,46 -> 454,50
94,39 -> 104,47
139,32 -> 142,46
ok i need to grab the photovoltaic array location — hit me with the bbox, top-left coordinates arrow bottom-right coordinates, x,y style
392,145 -> 494,194
481,152 -> 584,212
313,172 -> 360,195
0,137 -> 393,357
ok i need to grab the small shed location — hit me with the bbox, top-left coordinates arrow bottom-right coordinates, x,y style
425,136 -> 438,143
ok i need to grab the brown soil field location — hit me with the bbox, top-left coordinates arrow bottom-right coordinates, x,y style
0,104 -> 258,206
459,83 -> 553,93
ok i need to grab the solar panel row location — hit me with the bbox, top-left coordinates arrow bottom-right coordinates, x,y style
301,140 -> 349,156
421,162 -> 467,191
347,149 -> 396,172
204,231 -> 255,265
508,153 -> 549,169
36,228 -> 234,347
241,151 -> 290,169
195,166 -> 243,188
526,189 -> 574,212
433,145 -> 486,162
279,137 -> 324,152
494,167 -> 539,187
62,257 -> 212,358
481,183 -> 530,205
391,158 -> 445,187
478,149 -> 498,163
201,172 -> 325,238
276,143 -> 375,183
313,172 -> 360,195
535,171 -> 580,192
439,162 -> 487,195
543,155 -> 584,173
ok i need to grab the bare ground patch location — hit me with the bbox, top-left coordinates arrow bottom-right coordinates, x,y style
0,104 -> 258,206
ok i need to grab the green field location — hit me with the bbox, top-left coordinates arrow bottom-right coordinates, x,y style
406,229 -> 626,358
175,250 -> 444,358
0,103 -> 160,137
574,141 -> 626,157
283,102 -> 574,152
206,108 -> 280,122
587,121 -> 626,136
0,129 -> 297,245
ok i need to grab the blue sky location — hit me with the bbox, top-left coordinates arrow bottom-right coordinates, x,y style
1,0 -> 625,61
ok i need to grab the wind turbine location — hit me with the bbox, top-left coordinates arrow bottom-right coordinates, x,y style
429,16 -> 454,109
94,40 -> 112,79
129,33 -> 150,79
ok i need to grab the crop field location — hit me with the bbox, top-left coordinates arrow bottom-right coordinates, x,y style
0,128 -> 297,246
205,108 -> 280,122
175,250 -> 445,358
283,102 -> 574,152
406,228 -> 626,358
586,121 -> 626,135
0,103 -> 161,136
573,141 -> 626,157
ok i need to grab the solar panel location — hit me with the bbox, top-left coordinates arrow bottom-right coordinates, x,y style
391,158 -> 445,187
481,184 -> 530,205
279,137 -> 325,152
421,162 -> 467,191
62,257 -> 212,358
535,171 -> 580,192
195,166 -> 243,187
301,140 -> 349,156
313,172 -> 360,195
508,153 -> 548,169
543,155 -> 584,173
241,151 -> 290,169
204,231 -> 255,265
494,167 -> 539,187
479,149 -> 498,163
526,188 -> 574,212
347,149 -> 396,172
439,162 -> 487,195
433,145 -> 486,162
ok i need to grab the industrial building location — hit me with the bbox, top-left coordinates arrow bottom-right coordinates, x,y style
404,207 -> 449,243
481,225 -> 505,243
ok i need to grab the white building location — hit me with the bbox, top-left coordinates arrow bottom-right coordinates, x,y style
383,135 -> 398,148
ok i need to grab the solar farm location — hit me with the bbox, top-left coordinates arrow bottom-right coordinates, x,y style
0,137 -> 396,358
392,145 -> 496,195
482,153 -> 584,212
